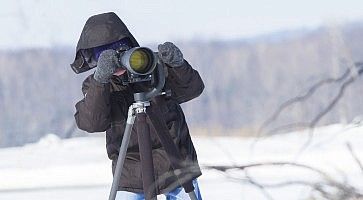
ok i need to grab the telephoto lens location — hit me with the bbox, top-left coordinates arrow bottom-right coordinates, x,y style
119,47 -> 157,75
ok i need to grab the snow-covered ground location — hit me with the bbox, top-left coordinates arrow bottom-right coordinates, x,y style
0,123 -> 363,200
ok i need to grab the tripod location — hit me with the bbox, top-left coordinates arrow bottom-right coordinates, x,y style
108,61 -> 198,200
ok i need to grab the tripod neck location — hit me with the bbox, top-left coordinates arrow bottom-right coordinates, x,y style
133,101 -> 150,114
133,59 -> 166,102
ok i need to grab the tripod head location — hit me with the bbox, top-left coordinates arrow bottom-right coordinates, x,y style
133,56 -> 166,103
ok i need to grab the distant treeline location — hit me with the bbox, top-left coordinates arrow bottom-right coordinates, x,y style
1,23 -> 363,147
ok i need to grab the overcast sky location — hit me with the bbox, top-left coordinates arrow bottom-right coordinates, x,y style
1,0 -> 363,49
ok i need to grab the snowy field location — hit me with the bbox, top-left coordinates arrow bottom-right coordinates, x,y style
0,123 -> 363,200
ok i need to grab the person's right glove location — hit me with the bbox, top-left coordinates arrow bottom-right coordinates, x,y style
93,49 -> 120,83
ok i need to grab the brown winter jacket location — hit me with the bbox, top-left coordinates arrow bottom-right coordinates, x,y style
72,12 -> 204,194
74,61 -> 204,193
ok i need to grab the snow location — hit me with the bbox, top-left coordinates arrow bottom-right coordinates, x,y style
0,124 -> 362,199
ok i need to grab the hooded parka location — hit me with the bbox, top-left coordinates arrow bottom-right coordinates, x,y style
72,12 -> 204,194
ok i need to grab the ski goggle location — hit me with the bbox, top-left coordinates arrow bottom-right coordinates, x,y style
92,38 -> 132,61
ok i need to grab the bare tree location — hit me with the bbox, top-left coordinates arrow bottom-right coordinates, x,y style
256,63 -> 363,153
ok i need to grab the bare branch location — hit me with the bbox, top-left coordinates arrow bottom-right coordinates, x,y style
297,77 -> 356,155
311,123 -> 362,148
309,77 -> 355,128
346,142 -> 363,173
244,170 -> 275,200
245,63 -> 363,199
204,161 -> 331,179
258,67 -> 351,136
203,162 -> 363,200
260,63 -> 363,136
255,63 -> 363,155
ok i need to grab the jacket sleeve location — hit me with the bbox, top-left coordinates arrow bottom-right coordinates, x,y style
74,74 -> 112,133
166,60 -> 205,104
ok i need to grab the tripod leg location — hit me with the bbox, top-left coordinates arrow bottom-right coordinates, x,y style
146,107 -> 196,194
108,106 -> 136,200
136,112 -> 157,200
147,107 -> 199,200
188,192 -> 198,200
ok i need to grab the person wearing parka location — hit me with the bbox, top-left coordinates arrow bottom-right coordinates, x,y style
71,12 -> 205,198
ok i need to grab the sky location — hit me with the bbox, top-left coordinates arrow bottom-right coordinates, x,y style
1,0 -> 363,49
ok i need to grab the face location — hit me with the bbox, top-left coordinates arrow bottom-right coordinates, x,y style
92,38 -> 132,76
113,68 -> 126,76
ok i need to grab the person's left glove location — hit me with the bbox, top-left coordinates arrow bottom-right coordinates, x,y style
158,42 -> 184,67
93,49 -> 120,83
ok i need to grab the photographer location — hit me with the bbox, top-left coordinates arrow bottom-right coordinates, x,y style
71,12 -> 204,200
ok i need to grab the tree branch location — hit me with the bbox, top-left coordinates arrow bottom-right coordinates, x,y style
203,161 -> 363,200
346,142 -> 363,173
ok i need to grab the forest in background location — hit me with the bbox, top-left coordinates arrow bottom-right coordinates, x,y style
1,22 -> 363,147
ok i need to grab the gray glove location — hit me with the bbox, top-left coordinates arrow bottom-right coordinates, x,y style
93,49 -> 120,83
158,42 -> 184,67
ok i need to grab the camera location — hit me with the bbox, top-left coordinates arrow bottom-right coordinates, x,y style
116,47 -> 158,84
115,46 -> 167,101
71,44 -> 165,99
